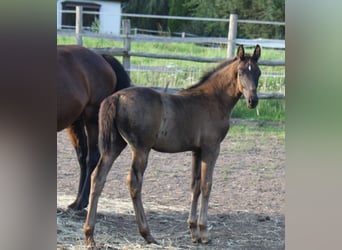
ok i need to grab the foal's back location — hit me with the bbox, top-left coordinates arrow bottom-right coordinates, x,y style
101,86 -> 229,153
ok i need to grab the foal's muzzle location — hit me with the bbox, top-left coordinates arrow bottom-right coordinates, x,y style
247,95 -> 258,109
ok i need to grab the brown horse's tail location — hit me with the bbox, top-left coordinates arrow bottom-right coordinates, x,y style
98,95 -> 120,153
101,54 -> 132,91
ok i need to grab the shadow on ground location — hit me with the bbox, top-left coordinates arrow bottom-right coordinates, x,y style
57,206 -> 284,250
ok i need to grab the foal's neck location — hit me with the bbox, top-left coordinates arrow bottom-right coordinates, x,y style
199,60 -> 241,103
211,63 -> 242,116
180,60 -> 242,118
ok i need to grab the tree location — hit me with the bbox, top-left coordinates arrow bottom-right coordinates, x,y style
122,0 -> 170,31
181,0 -> 284,38
168,0 -> 190,34
122,0 -> 284,39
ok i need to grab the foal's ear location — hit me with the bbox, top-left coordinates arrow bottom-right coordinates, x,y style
237,45 -> 245,60
252,44 -> 261,61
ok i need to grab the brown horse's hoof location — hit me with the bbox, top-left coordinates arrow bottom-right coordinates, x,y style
68,199 -> 88,211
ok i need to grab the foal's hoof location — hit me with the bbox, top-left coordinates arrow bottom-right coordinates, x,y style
189,232 -> 201,244
201,238 -> 211,244
198,224 -> 211,244
191,237 -> 201,244
191,237 -> 211,244
86,245 -> 98,250
145,235 -> 158,245
85,239 -> 98,249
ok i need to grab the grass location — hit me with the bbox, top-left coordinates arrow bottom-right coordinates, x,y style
227,123 -> 285,178
232,99 -> 285,122
57,36 -> 285,122
227,123 -> 285,148
229,123 -> 285,138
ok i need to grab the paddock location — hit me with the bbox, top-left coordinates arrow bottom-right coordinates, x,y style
57,120 -> 285,249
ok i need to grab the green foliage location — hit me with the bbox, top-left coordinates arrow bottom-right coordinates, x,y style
168,0 -> 191,33
123,0 -> 284,38
183,0 -> 229,36
122,0 -> 170,31
184,0 -> 284,38
90,17 -> 100,33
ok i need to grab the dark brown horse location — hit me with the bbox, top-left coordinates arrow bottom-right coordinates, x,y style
83,45 -> 261,247
57,45 -> 131,210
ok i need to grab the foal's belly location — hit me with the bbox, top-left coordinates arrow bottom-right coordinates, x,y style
152,127 -> 200,153
152,142 -> 198,153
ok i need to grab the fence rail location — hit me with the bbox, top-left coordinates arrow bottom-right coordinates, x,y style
57,30 -> 285,49
121,13 -> 286,26
89,47 -> 284,66
57,10 -> 285,100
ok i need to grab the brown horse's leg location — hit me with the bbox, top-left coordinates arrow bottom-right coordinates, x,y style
127,148 -> 157,244
77,121 -> 101,209
198,145 -> 220,244
83,139 -> 126,248
66,119 -> 88,210
187,150 -> 202,243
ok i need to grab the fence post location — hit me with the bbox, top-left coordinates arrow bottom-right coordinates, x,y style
122,19 -> 131,75
227,14 -> 238,59
75,6 -> 83,46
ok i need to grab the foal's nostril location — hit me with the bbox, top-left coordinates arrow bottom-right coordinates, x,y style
248,96 -> 258,108
249,97 -> 254,105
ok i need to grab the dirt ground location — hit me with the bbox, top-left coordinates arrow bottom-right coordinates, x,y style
57,120 -> 285,250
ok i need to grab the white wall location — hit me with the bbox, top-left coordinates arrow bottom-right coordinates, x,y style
95,1 -> 121,34
57,0 -> 62,30
56,0 -> 122,34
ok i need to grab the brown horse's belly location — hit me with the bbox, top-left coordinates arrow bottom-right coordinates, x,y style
57,109 -> 83,131
57,94 -> 87,131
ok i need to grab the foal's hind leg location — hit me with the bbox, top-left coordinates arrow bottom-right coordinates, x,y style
66,119 -> 88,210
83,138 -> 127,248
188,150 -> 202,243
127,148 -> 157,244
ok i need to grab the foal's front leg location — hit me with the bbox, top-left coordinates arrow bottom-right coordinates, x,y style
198,145 -> 220,244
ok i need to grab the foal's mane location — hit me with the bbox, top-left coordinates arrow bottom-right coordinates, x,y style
186,57 -> 238,90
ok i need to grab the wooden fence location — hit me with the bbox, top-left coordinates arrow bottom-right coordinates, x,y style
57,9 -> 285,99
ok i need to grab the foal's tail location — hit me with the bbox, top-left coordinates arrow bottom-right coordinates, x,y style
101,54 -> 132,91
98,95 -> 121,153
